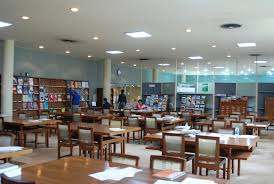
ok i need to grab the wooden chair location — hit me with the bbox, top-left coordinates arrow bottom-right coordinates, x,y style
230,121 -> 246,135
23,122 -> 48,148
93,109 -> 102,116
217,128 -> 235,135
72,113 -> 82,122
162,132 -> 195,173
103,109 -> 110,115
0,132 -> 15,163
110,153 -> 139,167
18,112 -> 27,120
144,117 -> 159,135
212,120 -> 226,133
245,115 -> 255,123
150,155 -> 186,172
229,114 -> 240,121
1,174 -> 35,184
127,117 -> 142,143
195,135 -> 226,179
123,109 -> 131,117
169,111 -> 178,117
101,118 -> 110,126
181,111 -> 192,126
0,117 -> 4,131
78,127 -> 98,158
57,123 -> 78,159
110,119 -> 123,128
152,113 -> 162,118
240,118 -> 252,123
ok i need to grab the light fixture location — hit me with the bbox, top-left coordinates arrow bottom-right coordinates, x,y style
121,61 -> 125,64
204,68 -> 208,72
21,16 -> 30,20
88,55 -> 92,58
163,70 -> 165,72
93,36 -> 99,40
181,62 -> 184,65
106,50 -> 124,54
136,49 -> 140,52
188,56 -> 203,60
171,47 -> 176,50
186,28 -> 192,33
0,21 -> 12,27
214,66 -> 225,69
70,8 -> 79,12
207,62 -> 211,65
211,45 -> 216,48
133,64 -> 137,67
125,31 -> 152,38
158,63 -> 170,66
65,50 -> 70,54
227,55 -> 232,58
254,60 -> 267,64
38,45 -> 44,49
237,42 -> 256,47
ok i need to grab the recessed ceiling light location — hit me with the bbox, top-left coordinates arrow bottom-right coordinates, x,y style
136,49 -> 140,52
214,66 -> 225,69
171,47 -> 176,50
93,36 -> 99,40
162,70 -> 165,72
106,50 -> 124,54
21,16 -> 30,20
227,55 -> 232,58
121,61 -> 125,64
0,21 -> 12,27
237,42 -> 256,47
65,50 -> 70,54
38,45 -> 44,49
186,28 -> 192,33
125,31 -> 152,38
133,64 -> 137,67
188,56 -> 203,60
254,60 -> 267,64
70,8 -> 79,12
181,62 -> 184,65
207,62 -> 211,65
88,55 -> 92,58
158,63 -> 170,66
211,45 -> 216,48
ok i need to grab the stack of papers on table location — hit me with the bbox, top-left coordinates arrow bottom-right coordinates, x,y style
109,128 -> 125,132
154,180 -> 181,184
0,146 -> 23,152
163,116 -> 176,121
89,167 -> 142,181
0,163 -> 21,177
181,177 -> 217,184
27,119 -> 42,123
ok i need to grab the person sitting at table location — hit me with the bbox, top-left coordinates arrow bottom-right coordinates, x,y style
103,98 -> 111,109
135,99 -> 146,110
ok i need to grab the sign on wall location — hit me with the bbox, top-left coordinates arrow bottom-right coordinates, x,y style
197,83 -> 213,94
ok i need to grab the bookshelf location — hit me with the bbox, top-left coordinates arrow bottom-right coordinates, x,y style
220,100 -> 248,115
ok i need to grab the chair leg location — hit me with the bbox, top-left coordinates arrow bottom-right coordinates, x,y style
206,169 -> 208,176
199,167 -> 202,175
58,144 -> 61,159
138,131 -> 141,144
70,146 -> 73,156
223,163 -> 226,179
35,133 -> 38,148
232,159 -> 234,173
237,160 -> 241,176
79,146 -> 81,156
192,159 -> 195,174
216,168 -> 219,178
24,133 -> 27,147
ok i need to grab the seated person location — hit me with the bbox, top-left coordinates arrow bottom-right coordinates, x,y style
103,98 -> 111,109
135,99 -> 146,110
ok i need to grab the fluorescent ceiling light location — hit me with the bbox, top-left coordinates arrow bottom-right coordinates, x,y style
0,21 -> 12,27
125,31 -> 151,38
158,63 -> 170,66
207,62 -> 211,65
88,55 -> 92,58
211,45 -> 216,48
171,47 -> 176,50
214,66 -> 225,69
65,50 -> 70,54
121,61 -> 125,64
136,49 -> 140,52
188,56 -> 203,60
181,62 -> 184,65
93,36 -> 99,40
254,60 -> 267,64
38,45 -> 44,49
227,55 -> 231,58
186,28 -> 191,33
133,64 -> 137,67
237,42 -> 256,47
70,8 -> 79,12
106,50 -> 124,54
21,16 -> 30,20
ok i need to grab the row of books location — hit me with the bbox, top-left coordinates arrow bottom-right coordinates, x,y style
145,95 -> 168,111
66,80 -> 89,89
13,77 -> 34,86
23,102 -> 38,110
13,85 -> 36,94
180,95 -> 206,111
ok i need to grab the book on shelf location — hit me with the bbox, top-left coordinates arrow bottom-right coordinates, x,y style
28,86 -> 33,94
23,78 -> 28,85
13,86 -> 17,94
57,94 -> 62,102
85,82 -> 89,88
23,86 -> 28,94
17,77 -> 23,85
17,86 -> 23,94
13,77 -> 17,85
82,81 -> 86,88
44,94 -> 49,102
28,78 -> 34,86
23,102 -> 28,110
70,81 -> 74,88
44,102 -> 49,109
78,82 -> 82,88
33,102 -> 38,109
152,170 -> 185,181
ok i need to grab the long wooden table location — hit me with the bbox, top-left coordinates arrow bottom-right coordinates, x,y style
17,157 -> 229,184
0,147 -> 33,160
144,131 -> 259,179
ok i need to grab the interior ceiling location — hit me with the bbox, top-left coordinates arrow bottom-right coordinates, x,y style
1,0 -> 274,74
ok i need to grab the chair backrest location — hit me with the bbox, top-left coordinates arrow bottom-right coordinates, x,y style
18,113 -> 27,120
124,109 -> 131,117
240,118 -> 252,123
110,153 -> 139,167
162,132 -> 185,157
229,114 -> 240,121
110,119 -> 123,128
217,128 -> 234,135
181,111 -> 191,121
103,109 -> 110,115
152,113 -> 162,118
73,113 -> 82,122
127,117 -> 139,127
1,174 -> 35,184
169,111 -> 178,117
195,135 -> 220,166
57,123 -> 71,142
145,117 -> 157,129
230,121 -> 246,135
245,115 -> 255,123
212,120 -> 226,133
101,118 -> 110,126
248,112 -> 257,117
224,117 -> 237,125
150,155 -> 185,172
0,132 -> 14,146
0,117 -> 3,131
194,110 -> 202,115
78,127 -> 94,145
93,110 -> 102,115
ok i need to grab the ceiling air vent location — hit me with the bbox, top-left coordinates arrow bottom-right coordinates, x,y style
59,38 -> 79,43
220,23 -> 242,29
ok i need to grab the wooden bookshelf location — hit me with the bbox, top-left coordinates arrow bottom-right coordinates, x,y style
220,100 -> 248,116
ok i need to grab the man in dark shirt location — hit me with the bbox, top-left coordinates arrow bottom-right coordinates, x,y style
117,89 -> 127,109
103,98 -> 111,109
70,89 -> 80,112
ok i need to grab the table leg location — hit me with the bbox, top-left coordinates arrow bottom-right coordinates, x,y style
45,128 -> 49,148
227,148 -> 232,179
99,136 -> 103,160
127,132 -> 130,143
19,127 -> 24,146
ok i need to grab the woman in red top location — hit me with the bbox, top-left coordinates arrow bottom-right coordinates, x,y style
135,99 -> 146,110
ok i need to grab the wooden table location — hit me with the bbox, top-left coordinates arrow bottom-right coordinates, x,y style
246,122 -> 270,135
81,114 -> 127,123
69,122 -> 141,159
144,131 -> 259,179
138,117 -> 185,127
193,120 -> 212,131
17,157 -> 229,184
0,148 -> 33,160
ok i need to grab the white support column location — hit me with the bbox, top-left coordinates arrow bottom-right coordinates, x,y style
103,58 -> 111,100
1,40 -> 14,116
152,68 -> 158,82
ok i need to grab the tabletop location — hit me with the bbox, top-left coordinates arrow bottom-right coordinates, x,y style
3,118 -> 60,127
18,157 -> 229,184
0,147 -> 32,159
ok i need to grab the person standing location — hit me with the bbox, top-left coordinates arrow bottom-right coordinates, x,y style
70,89 -> 80,112
117,89 -> 127,109
103,98 -> 111,109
